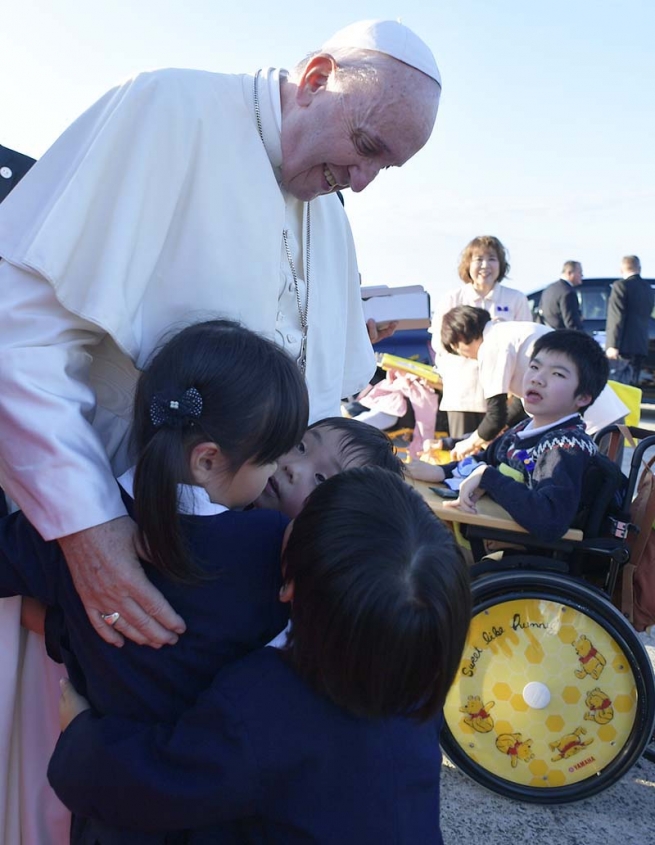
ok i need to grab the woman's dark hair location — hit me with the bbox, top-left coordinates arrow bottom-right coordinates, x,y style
131,319 -> 309,580
531,329 -> 609,411
308,417 -> 405,477
282,467 -> 471,721
440,305 -> 492,354
458,235 -> 510,285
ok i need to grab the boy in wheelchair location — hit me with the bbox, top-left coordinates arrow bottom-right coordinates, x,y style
409,330 -> 610,542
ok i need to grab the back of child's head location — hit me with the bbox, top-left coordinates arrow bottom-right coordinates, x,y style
458,235 -> 510,285
530,330 -> 609,410
282,467 -> 471,722
132,319 -> 309,579
308,417 -> 405,477
441,305 -> 491,353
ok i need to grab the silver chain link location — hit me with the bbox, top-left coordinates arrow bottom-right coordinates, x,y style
253,69 -> 310,375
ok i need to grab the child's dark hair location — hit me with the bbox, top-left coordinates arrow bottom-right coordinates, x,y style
440,305 -> 492,354
308,417 -> 405,477
530,330 -> 609,411
282,467 -> 471,721
132,319 -> 309,580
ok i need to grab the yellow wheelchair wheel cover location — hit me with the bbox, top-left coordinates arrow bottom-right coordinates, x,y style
442,571 -> 655,803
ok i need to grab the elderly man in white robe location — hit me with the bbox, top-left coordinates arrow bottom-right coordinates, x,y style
0,19 -> 441,844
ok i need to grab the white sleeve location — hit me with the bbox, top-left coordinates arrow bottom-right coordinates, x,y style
513,292 -> 533,322
0,262 -> 127,539
479,335 -> 516,398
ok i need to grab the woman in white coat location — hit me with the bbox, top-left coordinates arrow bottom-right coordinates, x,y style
432,235 -> 532,443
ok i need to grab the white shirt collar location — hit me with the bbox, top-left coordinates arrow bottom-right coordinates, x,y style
516,413 -> 580,440
117,466 -> 229,517
467,285 -> 499,307
255,67 -> 285,181
267,620 -> 292,650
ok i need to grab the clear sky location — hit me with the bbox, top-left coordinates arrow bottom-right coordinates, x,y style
3,0 -> 654,306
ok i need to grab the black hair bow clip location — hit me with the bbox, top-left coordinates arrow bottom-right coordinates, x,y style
149,387 -> 203,429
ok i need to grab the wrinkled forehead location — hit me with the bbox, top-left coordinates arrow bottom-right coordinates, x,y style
340,59 -> 439,155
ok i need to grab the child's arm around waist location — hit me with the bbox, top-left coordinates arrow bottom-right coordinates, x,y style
49,668 -> 260,831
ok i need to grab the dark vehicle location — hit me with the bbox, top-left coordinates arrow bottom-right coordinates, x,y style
527,277 -> 655,387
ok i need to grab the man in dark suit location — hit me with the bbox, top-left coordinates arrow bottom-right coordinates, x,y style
606,255 -> 654,385
0,144 -> 36,203
539,260 -> 584,329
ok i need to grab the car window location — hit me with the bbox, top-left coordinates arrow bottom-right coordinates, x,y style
578,288 -> 608,320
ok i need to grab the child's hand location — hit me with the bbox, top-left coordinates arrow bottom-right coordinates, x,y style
450,433 -> 488,461
444,465 -> 486,513
59,677 -> 91,732
404,461 -> 445,483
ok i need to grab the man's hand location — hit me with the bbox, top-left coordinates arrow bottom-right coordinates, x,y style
451,432 -> 488,461
367,318 -> 398,344
606,347 -> 620,360
59,677 -> 91,732
58,516 -> 186,649
404,460 -> 446,484
443,465 -> 487,514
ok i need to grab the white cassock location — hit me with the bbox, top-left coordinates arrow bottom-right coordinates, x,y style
0,67 -> 374,843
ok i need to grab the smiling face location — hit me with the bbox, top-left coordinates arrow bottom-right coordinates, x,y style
253,426 -> 363,517
279,54 -> 439,201
522,350 -> 591,428
469,248 -> 501,296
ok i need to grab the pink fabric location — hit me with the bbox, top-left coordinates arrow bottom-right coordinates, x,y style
0,601 -> 70,845
361,370 -> 440,458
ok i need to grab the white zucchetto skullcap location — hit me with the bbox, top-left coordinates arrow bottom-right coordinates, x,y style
321,19 -> 441,87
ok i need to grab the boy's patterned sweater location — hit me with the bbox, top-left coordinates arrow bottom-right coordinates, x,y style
444,415 -> 598,541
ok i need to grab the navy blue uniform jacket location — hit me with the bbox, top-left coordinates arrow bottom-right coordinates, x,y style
49,647 -> 445,845
0,492 -> 289,722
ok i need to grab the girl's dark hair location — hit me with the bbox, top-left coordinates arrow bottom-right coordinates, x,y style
308,417 -> 405,477
131,319 -> 309,580
440,305 -> 492,354
282,467 -> 471,722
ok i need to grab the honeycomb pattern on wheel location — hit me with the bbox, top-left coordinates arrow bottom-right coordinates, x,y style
445,598 -> 638,787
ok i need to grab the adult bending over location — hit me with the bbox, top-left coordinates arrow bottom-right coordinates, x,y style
428,306 -> 627,461
0,18 -> 441,843
0,19 -> 440,645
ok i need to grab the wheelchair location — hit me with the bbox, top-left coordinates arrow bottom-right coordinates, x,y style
440,428 -> 655,804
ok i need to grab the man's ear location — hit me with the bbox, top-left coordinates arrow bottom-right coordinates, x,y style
296,53 -> 336,106
188,442 -> 224,485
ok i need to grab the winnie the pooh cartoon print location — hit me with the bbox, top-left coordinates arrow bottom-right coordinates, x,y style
583,688 -> 614,725
495,733 -> 535,768
573,634 -> 606,680
459,695 -> 495,733
550,727 -> 594,761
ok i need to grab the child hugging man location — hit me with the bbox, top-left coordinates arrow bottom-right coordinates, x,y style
411,330 -> 609,541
